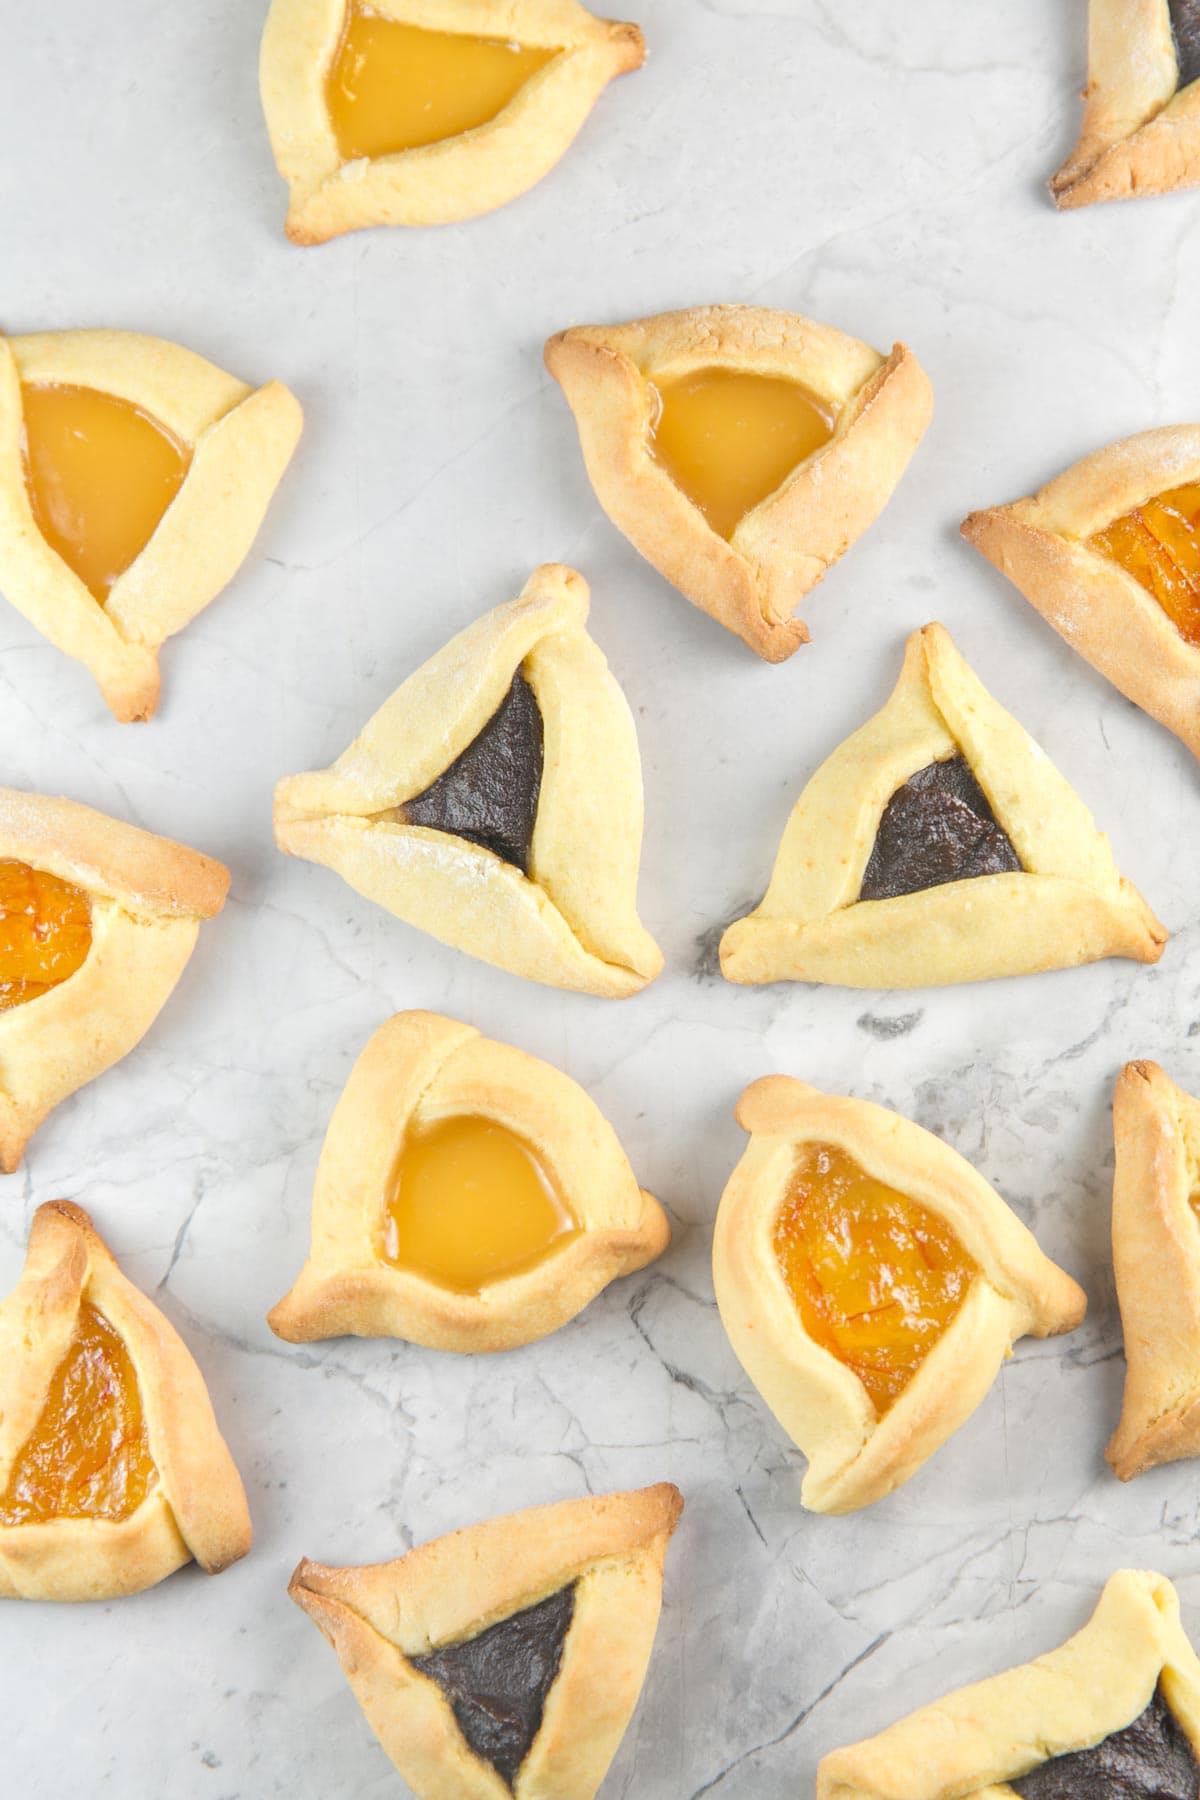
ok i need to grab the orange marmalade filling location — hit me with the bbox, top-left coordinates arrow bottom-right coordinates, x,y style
1088,480 -> 1200,647
325,3 -> 559,161
380,1114 -> 582,1294
773,1143 -> 977,1414
0,859 -> 92,1011
21,381 -> 190,604
649,367 -> 835,541
0,1302 -> 157,1526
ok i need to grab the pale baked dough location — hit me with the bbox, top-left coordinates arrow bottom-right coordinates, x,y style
719,622 -> 1166,988
963,425 -> 1200,761
544,305 -> 933,661
1108,1060 -> 1200,1481
1050,0 -> 1200,208
289,1482 -> 682,1800
0,787 -> 229,1171
712,1076 -> 1086,1515
0,1202 -> 251,1602
268,1008 -> 669,1348
817,1569 -> 1200,1798
260,0 -> 645,244
274,564 -> 663,997
0,329 -> 302,721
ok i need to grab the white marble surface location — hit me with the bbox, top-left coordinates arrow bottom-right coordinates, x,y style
3,1 -> 1200,1793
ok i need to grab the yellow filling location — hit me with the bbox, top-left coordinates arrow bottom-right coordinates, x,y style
0,859 -> 92,1011
0,1302 -> 157,1526
1089,480 -> 1200,647
380,1114 -> 582,1294
649,367 -> 835,541
325,3 -> 559,161
21,382 -> 190,604
774,1144 -> 977,1415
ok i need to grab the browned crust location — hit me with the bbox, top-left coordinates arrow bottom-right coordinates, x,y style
1107,1061 -> 1200,1480
0,787 -> 229,917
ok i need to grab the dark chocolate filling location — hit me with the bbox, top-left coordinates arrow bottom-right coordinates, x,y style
1010,1684 -> 1199,1799
859,754 -> 1021,903
404,669 -> 544,875
1170,0 -> 1200,89
411,1583 -> 575,1790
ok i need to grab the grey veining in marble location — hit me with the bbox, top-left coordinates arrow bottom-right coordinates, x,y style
3,1 -> 1200,1794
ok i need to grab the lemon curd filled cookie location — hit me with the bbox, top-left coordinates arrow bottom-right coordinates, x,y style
965,426 -> 1200,763
0,1203 -> 251,1601
817,1571 -> 1200,1798
259,0 -> 645,243
1050,0 -> 1200,208
545,305 -> 932,660
712,1078 -> 1085,1514
719,623 -> 1165,989
289,1485 -> 682,1800
0,329 -> 301,720
268,1010 -> 669,1350
0,787 -> 229,1169
274,564 -> 662,996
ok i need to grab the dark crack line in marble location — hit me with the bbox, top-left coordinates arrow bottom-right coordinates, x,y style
687,1631 -> 891,1796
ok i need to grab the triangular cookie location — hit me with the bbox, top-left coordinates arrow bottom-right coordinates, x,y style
1050,0 -> 1200,208
289,1483 -> 682,1800
817,1570 -> 1200,1798
964,425 -> 1200,761
268,1009 -> 669,1349
260,0 -> 645,244
0,328 -> 301,720
0,787 -> 229,1170
719,622 -> 1165,989
545,305 -> 932,661
713,1077 -> 1086,1514
274,564 -> 663,996
0,1202 -> 251,1601
1108,1060 -> 1200,1480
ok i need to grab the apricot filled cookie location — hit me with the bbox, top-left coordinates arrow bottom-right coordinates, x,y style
0,787 -> 228,1170
964,426 -> 1200,762
274,564 -> 662,996
0,328 -> 301,720
719,622 -> 1165,989
1050,0 -> 1200,208
545,305 -> 932,660
1107,1061 -> 1200,1482
817,1570 -> 1200,1798
260,0 -> 644,243
289,1484 -> 682,1800
712,1077 -> 1086,1514
268,1009 -> 668,1349
0,1202 -> 251,1601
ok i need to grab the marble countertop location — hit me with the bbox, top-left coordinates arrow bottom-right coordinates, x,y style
4,1 -> 1200,1794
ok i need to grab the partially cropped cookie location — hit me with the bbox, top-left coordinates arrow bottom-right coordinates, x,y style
0,328 -> 301,720
274,564 -> 662,996
0,1202 -> 251,1602
290,1483 -> 682,1800
545,305 -> 932,661
713,1077 -> 1085,1514
260,0 -> 644,243
817,1569 -> 1200,1797
1108,1060 -> 1200,1481
0,787 -> 229,1169
1050,0 -> 1200,208
964,427 -> 1200,762
269,1009 -> 668,1349
719,622 -> 1165,989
